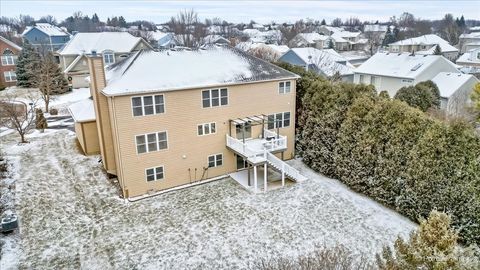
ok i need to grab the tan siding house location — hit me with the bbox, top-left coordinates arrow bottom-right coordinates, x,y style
71,46 -> 305,199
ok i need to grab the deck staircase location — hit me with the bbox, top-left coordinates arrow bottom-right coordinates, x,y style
226,132 -> 307,183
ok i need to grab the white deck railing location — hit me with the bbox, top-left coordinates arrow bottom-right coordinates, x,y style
266,152 -> 307,182
226,135 -> 266,163
263,129 -> 287,151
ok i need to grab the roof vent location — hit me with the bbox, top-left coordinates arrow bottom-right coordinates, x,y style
91,50 -> 97,56
411,63 -> 423,71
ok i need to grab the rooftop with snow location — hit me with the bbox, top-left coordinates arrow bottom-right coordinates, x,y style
102,45 -> 299,96
22,23 -> 70,37
390,34 -> 458,53
431,72 -> 478,98
354,52 -> 457,78
57,32 -> 147,55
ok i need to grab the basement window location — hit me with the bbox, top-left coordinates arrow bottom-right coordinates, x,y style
208,154 -> 223,168
145,166 -> 164,182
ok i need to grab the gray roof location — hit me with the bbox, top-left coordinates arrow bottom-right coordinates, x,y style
102,45 -> 299,96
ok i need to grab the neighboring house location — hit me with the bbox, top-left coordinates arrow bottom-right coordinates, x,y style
353,52 -> 460,97
56,32 -> 152,88
339,50 -> 371,67
151,31 -> 178,49
458,32 -> 480,53
279,47 -> 355,81
242,29 -> 281,44
388,34 -> 459,61
331,31 -> 364,51
363,24 -> 388,33
456,48 -> 480,67
21,23 -> 70,51
318,25 -> 344,35
236,41 -> 289,61
289,33 -> 329,49
69,46 -> 306,198
431,72 -> 479,117
0,36 -> 22,87
203,35 -> 230,45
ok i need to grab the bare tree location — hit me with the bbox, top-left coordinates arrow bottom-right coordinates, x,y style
38,53 -> 69,112
364,31 -> 383,55
168,9 -> 199,47
247,46 -> 281,62
0,95 -> 39,143
331,18 -> 343,27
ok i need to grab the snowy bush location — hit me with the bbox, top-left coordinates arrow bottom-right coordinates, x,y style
394,80 -> 440,112
377,210 -> 480,270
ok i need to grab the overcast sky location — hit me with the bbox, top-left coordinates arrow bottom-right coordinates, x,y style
1,0 -> 478,24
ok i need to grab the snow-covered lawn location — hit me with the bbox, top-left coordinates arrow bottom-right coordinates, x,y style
0,129 -> 415,269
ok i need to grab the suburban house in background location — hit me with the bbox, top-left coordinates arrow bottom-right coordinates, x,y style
235,41 -> 289,61
69,45 -> 306,199
431,72 -> 479,117
56,32 -> 152,88
388,34 -> 459,61
456,48 -> 480,68
203,35 -> 230,45
151,31 -> 178,49
279,47 -> 355,81
21,23 -> 70,51
289,33 -> 330,49
458,32 -> 480,53
353,52 -> 460,97
0,36 -> 22,87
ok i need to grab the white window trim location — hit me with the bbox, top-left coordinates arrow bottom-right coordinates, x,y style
208,153 -> 223,168
197,122 -> 217,136
145,165 -> 165,182
202,88 -> 229,108
278,81 -> 291,94
103,51 -> 115,65
268,111 -> 291,129
1,55 -> 16,66
135,131 -> 169,154
4,71 -> 17,82
131,94 -> 165,117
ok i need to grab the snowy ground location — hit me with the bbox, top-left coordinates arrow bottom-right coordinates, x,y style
0,125 -> 416,269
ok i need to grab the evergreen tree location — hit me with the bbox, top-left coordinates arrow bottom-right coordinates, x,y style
106,17 -> 111,26
459,15 -> 466,28
38,53 -> 69,112
15,42 -> 41,88
470,83 -> 480,120
394,81 -> 440,112
119,16 -> 127,28
320,19 -> 326,25
92,13 -> 99,24
433,44 -> 442,55
327,38 -> 335,49
377,210 -> 480,270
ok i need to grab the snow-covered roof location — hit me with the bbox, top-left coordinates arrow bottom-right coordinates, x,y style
57,32 -> 146,55
456,48 -> 480,64
68,98 -> 96,122
339,50 -> 370,61
330,32 -> 348,43
354,52 -> 457,79
335,31 -> 361,38
203,35 -> 230,44
0,36 -> 22,51
102,45 -> 299,96
431,72 -> 478,98
288,47 -> 354,76
296,33 -> 328,43
320,26 -> 344,33
22,23 -> 69,37
364,24 -> 388,32
390,34 -> 458,52
150,31 -> 170,40
459,32 -> 480,39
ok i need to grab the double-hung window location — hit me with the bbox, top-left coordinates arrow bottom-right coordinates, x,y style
197,122 -> 216,136
3,71 -> 16,82
103,51 -> 115,65
208,154 -> 223,168
146,166 -> 164,182
202,88 -> 228,108
136,131 -> 168,154
267,112 -> 291,129
279,81 -> 291,94
1,55 -> 17,66
132,95 -> 165,116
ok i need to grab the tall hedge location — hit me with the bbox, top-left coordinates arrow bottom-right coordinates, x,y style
398,121 -> 480,245
294,77 -> 480,245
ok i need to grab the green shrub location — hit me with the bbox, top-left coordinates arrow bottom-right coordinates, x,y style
398,120 -> 480,245
394,80 -> 440,112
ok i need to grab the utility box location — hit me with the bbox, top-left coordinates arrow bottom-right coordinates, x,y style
1,214 -> 18,233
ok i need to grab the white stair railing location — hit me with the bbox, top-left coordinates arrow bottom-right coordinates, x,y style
266,152 -> 307,182
226,135 -> 266,163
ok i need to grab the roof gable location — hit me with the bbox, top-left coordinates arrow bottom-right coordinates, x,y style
431,72 -> 479,98
0,36 -> 22,51
23,23 -> 69,37
58,32 -> 149,55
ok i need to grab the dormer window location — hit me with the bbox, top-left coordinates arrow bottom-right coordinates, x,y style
103,51 -> 115,65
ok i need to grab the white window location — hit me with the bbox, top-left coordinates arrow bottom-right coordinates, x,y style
145,166 -> 164,182
1,55 -> 17,66
208,154 -> 223,168
202,88 -> 228,108
197,122 -> 216,136
279,81 -> 291,94
131,95 -> 165,116
370,76 -> 379,86
3,71 -> 16,82
359,74 -> 365,83
268,112 -> 291,129
136,131 -> 168,154
103,51 -> 115,65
